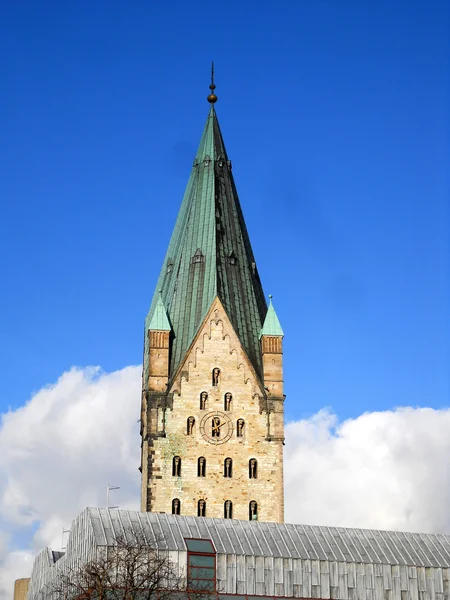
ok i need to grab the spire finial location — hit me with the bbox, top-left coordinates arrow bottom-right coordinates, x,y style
207,61 -> 218,104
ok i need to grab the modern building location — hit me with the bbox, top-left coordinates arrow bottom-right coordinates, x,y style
26,508 -> 450,600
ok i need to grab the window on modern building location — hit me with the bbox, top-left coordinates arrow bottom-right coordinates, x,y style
197,499 -> 206,517
237,418 -> 245,437
198,456 -> 206,477
224,458 -> 232,478
185,538 -> 216,593
172,498 -> 181,515
200,391 -> 208,410
224,500 -> 233,519
187,416 -> 195,435
172,456 -> 181,476
212,416 -> 220,438
249,500 -> 258,521
249,458 -> 257,479
224,392 -> 232,411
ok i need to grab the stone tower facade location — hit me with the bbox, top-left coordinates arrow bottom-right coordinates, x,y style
140,92 -> 285,523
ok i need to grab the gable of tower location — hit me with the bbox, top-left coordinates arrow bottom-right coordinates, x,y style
143,296 -> 284,523
170,297 -> 265,401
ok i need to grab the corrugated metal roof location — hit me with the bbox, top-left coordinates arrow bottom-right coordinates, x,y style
144,106 -> 268,383
86,508 -> 450,568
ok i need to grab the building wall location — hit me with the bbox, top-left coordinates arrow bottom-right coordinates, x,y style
13,578 -> 29,600
215,555 -> 450,600
142,297 -> 285,523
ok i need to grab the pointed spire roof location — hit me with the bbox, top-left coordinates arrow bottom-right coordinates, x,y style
260,296 -> 284,338
148,292 -> 171,331
145,99 -> 267,382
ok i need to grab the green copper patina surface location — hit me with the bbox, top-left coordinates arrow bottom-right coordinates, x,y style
259,297 -> 284,338
147,292 -> 171,331
145,106 -> 267,382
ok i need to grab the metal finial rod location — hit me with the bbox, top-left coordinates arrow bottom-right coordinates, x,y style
207,61 -> 218,104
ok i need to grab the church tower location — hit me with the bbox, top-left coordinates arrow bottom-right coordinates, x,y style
140,74 -> 285,523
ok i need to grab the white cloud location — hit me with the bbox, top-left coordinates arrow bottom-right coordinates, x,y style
0,366 -> 449,599
0,366 -> 141,599
284,407 -> 450,532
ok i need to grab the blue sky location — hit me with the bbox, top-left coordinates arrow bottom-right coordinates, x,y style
0,1 -> 448,422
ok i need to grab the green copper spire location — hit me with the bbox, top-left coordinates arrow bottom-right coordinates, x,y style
148,292 -> 171,331
145,87 -> 267,382
259,295 -> 284,338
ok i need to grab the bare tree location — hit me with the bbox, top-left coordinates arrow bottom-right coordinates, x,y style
44,529 -> 197,600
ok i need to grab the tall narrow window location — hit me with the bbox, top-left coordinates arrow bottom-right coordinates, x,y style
172,456 -> 181,476
224,458 -> 233,478
198,500 -> 206,517
237,419 -> 245,437
198,457 -> 206,477
224,392 -> 232,411
249,458 -> 257,479
211,416 -> 220,438
172,498 -> 181,515
187,416 -> 195,435
249,501 -> 258,521
185,539 -> 216,593
212,368 -> 220,386
224,500 -> 233,519
200,391 -> 208,410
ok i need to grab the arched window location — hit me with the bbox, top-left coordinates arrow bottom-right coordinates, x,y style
198,499 -> 206,517
172,498 -> 181,515
187,416 -> 195,435
249,458 -> 257,479
224,458 -> 233,478
237,419 -> 245,437
211,416 -> 220,438
198,457 -> 206,477
172,456 -> 181,476
224,500 -> 233,519
224,392 -> 232,411
212,368 -> 220,386
200,391 -> 208,410
249,501 -> 258,521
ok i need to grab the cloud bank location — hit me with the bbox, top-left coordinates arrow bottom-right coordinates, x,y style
1,366 -> 449,598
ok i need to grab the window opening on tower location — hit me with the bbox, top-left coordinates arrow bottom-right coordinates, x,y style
224,458 -> 233,478
172,498 -> 180,515
249,458 -> 258,479
187,417 -> 195,435
224,392 -> 232,411
249,501 -> 258,521
197,457 -> 206,477
200,391 -> 208,410
212,368 -> 220,386
197,500 -> 206,517
172,456 -> 181,476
